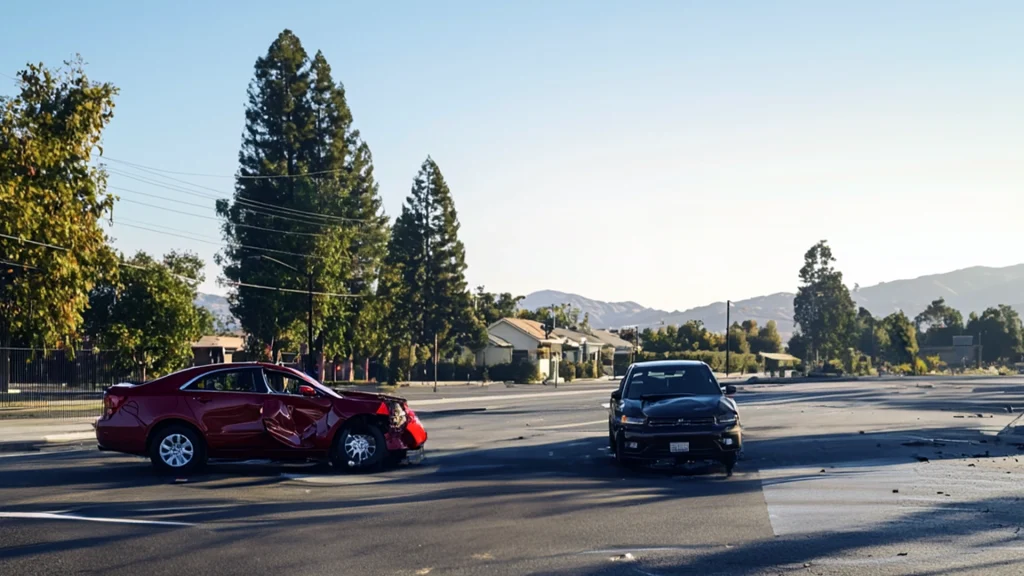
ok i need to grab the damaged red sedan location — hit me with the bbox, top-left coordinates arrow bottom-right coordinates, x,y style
94,362 -> 427,474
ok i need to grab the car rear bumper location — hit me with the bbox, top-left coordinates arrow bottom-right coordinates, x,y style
620,427 -> 742,462
94,414 -> 148,456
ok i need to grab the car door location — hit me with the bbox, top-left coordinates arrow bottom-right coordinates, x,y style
261,369 -> 334,452
183,368 -> 272,454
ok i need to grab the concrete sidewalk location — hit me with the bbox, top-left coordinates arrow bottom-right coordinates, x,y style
0,417 -> 96,453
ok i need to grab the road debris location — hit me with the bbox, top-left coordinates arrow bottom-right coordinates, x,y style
611,553 -> 635,562
897,552 -> 908,557
892,489 -> 899,493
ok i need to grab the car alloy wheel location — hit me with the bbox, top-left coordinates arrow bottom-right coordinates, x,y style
159,433 -> 195,468
344,433 -> 377,464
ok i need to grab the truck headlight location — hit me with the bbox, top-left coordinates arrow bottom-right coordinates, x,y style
620,415 -> 646,426
717,413 -> 738,425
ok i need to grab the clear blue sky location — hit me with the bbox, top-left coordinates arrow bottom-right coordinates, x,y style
3,1 -> 1022,312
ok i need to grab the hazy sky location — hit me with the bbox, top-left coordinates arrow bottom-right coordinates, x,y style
3,1 -> 1022,311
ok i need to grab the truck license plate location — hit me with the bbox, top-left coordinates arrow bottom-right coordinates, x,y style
670,442 -> 690,453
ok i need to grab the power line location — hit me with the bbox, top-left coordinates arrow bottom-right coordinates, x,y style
104,155 -> 352,180
0,251 -> 358,299
108,181 -> 339,229
112,222 -> 325,261
220,280 -> 360,298
0,259 -> 38,270
114,194 -> 327,238
106,165 -> 363,223
0,232 -> 70,252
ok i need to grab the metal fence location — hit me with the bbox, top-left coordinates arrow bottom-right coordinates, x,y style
0,348 -> 143,419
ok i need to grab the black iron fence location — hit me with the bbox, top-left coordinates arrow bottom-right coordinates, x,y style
0,348 -> 143,419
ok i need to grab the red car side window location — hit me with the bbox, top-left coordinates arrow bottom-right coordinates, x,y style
186,369 -> 261,393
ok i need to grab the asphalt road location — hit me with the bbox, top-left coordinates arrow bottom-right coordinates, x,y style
3,377 -> 1024,575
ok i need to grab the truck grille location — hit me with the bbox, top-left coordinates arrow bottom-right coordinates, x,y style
648,417 -> 716,427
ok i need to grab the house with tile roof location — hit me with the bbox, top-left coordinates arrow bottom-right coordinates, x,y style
483,317 -> 564,381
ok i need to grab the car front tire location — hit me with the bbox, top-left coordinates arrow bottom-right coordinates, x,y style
333,422 -> 387,472
149,425 -> 206,475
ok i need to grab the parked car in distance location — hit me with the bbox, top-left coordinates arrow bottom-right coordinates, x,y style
608,360 -> 741,475
95,362 -> 427,474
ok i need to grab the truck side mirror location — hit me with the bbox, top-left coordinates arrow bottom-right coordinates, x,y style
610,390 -> 621,401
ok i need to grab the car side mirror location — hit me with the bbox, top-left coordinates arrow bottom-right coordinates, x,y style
723,385 -> 737,396
299,385 -> 317,398
610,390 -> 621,401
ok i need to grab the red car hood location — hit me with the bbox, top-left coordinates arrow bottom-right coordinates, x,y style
335,389 -> 407,404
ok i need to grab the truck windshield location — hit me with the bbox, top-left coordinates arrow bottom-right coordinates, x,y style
625,365 -> 720,399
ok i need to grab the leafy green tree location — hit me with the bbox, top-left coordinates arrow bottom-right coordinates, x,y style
723,322 -> 751,354
880,311 -> 919,367
384,158 -> 483,365
785,332 -> 808,362
0,59 -> 119,391
84,251 -> 206,381
966,305 -> 1024,363
793,240 -> 857,364
518,303 -> 582,330
473,286 -> 524,326
750,320 -> 783,354
914,297 -> 964,347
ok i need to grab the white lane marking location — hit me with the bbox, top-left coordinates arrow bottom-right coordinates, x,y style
410,388 -> 614,407
0,512 -> 193,527
537,420 -> 607,430
136,504 -> 239,513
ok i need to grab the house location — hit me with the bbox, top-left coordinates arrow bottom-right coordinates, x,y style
552,327 -> 603,365
483,318 -> 563,381
191,335 -> 245,366
475,333 -> 513,367
590,329 -> 635,358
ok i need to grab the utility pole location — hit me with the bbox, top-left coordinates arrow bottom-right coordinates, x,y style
433,333 -> 439,393
725,300 -> 731,377
307,272 -> 314,376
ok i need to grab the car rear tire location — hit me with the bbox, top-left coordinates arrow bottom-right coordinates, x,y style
149,424 -> 205,475
333,422 -> 387,472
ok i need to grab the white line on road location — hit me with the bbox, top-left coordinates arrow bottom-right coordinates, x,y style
537,420 -> 607,430
0,511 -> 194,527
410,388 -> 614,407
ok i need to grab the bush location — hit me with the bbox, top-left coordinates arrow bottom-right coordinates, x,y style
488,360 -> 540,384
559,360 -> 576,382
923,355 -> 945,373
891,363 -> 914,375
636,350 -> 758,374
409,360 -> 479,382
914,357 -> 928,375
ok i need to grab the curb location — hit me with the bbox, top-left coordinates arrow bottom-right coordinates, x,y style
0,432 -> 94,454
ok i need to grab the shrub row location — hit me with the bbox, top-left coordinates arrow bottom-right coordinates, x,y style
635,351 -> 759,374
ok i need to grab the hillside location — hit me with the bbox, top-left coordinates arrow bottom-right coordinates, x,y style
196,263 -> 1024,342
520,263 -> 1024,340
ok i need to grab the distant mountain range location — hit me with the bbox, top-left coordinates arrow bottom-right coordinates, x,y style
196,263 -> 1024,342
520,264 -> 1024,341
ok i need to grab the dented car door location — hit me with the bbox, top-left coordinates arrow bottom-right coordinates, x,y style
261,369 -> 334,451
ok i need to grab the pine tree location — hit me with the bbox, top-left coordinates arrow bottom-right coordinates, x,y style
218,32 -> 390,369
218,29 -> 317,359
384,158 -> 484,365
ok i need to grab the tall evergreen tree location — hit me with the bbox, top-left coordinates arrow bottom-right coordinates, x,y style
384,158 -> 483,369
219,32 -> 389,369
218,29 -> 317,359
